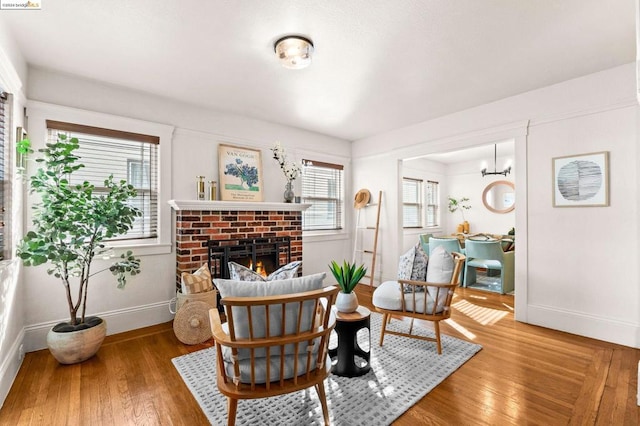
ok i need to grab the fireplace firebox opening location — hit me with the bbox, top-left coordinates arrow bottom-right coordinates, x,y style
207,236 -> 292,280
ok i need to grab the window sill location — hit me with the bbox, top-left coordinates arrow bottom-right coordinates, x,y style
105,241 -> 172,256
303,230 -> 350,243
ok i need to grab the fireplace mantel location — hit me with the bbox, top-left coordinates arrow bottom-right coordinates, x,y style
168,200 -> 311,212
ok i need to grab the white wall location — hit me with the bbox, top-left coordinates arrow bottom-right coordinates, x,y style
352,63 -> 640,348
21,68 -> 352,352
0,25 -> 27,408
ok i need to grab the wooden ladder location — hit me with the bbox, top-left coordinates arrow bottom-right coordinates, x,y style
352,190 -> 382,289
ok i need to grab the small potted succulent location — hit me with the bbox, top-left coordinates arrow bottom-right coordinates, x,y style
328,260 -> 367,313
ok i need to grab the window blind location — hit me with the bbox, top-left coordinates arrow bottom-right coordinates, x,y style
403,177 -> 422,228
46,120 -> 159,241
426,180 -> 439,227
0,92 -> 7,259
301,159 -> 344,231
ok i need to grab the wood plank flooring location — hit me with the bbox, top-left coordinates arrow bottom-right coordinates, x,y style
1,286 -> 638,425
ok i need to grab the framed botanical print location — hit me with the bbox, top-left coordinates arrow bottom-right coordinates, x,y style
218,144 -> 264,202
552,151 -> 609,207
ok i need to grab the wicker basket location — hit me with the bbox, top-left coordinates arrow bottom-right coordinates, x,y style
169,289 -> 217,314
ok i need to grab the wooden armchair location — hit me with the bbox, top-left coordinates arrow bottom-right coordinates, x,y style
372,252 -> 465,354
209,285 -> 339,426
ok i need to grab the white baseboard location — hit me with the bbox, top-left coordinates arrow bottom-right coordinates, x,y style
23,300 -> 174,352
0,328 -> 25,410
526,304 -> 639,349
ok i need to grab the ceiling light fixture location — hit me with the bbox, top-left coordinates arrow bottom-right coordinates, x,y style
274,35 -> 314,69
481,144 -> 511,177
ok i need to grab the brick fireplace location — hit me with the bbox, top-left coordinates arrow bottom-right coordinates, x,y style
169,200 -> 309,289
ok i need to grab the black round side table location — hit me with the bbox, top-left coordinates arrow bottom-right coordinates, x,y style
328,306 -> 371,377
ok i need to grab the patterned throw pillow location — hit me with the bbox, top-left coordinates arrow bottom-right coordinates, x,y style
397,247 -> 415,281
411,242 -> 429,282
228,261 -> 302,282
181,263 -> 213,294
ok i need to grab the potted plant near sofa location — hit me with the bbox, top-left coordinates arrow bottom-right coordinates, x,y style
328,260 -> 367,313
17,134 -> 142,364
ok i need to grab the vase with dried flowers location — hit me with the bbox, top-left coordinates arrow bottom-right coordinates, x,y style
271,142 -> 301,202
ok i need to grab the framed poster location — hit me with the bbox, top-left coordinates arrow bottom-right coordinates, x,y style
218,144 -> 264,202
552,151 -> 609,207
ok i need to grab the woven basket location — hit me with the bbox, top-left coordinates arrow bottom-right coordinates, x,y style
169,289 -> 217,314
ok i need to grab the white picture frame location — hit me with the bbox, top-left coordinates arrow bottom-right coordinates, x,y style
552,151 -> 609,207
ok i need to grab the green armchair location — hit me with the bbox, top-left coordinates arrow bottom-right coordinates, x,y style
463,240 -> 514,294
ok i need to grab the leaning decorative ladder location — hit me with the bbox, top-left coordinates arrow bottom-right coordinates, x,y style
352,190 -> 382,289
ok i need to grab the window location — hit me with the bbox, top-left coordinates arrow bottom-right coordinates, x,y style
0,91 -> 9,260
403,177 -> 422,228
301,159 -> 344,231
46,120 -> 159,241
426,180 -> 439,227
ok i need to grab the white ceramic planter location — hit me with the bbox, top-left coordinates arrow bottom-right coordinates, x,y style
335,292 -> 358,313
47,317 -> 107,364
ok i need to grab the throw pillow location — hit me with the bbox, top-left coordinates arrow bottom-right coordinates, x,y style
181,263 -> 213,294
411,242 -> 428,281
228,261 -> 302,282
397,246 -> 415,280
425,245 -> 455,308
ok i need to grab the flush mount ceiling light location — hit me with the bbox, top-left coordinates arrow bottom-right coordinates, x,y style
274,35 -> 314,69
481,144 -> 512,177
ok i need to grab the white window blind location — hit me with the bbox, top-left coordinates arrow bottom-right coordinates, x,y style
46,120 -> 159,241
0,91 -> 8,260
426,180 -> 439,227
301,159 -> 343,231
403,177 -> 422,228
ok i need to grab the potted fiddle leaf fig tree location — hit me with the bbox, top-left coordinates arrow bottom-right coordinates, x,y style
17,134 -> 142,364
328,260 -> 367,313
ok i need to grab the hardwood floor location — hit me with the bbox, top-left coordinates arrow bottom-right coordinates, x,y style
1,286 -> 638,425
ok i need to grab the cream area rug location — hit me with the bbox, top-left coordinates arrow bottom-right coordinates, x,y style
172,313 -> 482,425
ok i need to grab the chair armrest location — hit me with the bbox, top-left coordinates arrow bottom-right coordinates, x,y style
502,250 -> 515,266
209,308 -> 233,346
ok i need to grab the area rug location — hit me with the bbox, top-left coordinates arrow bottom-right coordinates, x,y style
172,313 -> 482,425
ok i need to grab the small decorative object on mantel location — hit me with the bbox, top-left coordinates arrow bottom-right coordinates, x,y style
208,181 -> 217,200
271,142 -> 301,203
329,260 -> 367,313
196,176 -> 205,200
448,196 -> 471,233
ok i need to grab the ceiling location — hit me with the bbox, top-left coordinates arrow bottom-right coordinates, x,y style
0,0 -> 636,141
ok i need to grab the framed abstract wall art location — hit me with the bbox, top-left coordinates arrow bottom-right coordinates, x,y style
218,144 -> 264,202
552,151 -> 609,207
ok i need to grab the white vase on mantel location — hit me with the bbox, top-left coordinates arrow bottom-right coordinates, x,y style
335,292 -> 358,313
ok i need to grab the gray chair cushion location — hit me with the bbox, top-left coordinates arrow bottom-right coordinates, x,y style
214,273 -> 326,361
224,353 -> 332,385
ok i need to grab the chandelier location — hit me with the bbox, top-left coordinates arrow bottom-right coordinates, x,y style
481,144 -> 511,177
